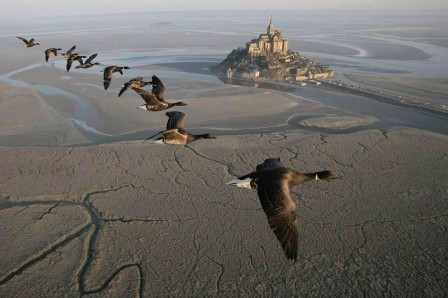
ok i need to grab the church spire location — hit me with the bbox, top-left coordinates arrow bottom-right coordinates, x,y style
267,15 -> 275,35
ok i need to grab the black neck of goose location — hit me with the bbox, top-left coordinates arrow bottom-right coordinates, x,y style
292,171 -> 324,185
192,134 -> 211,140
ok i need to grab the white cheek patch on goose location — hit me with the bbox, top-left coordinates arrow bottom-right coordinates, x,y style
227,178 -> 253,189
315,174 -> 319,180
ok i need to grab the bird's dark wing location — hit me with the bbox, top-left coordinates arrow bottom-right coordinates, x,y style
51,48 -> 58,56
66,58 -> 73,72
119,78 -> 145,97
103,79 -> 111,90
103,67 -> 114,90
165,111 -> 186,130
118,84 -> 130,97
151,75 -> 164,87
132,88 -> 162,105
85,53 -> 97,64
17,36 -> 28,44
44,49 -> 51,62
29,38 -> 35,43
256,178 -> 299,261
67,45 -> 76,54
153,85 -> 165,101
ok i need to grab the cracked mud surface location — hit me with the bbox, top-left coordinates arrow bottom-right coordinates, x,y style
0,128 -> 447,296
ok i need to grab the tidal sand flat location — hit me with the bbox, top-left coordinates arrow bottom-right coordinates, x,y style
1,9 -> 448,296
0,128 -> 447,296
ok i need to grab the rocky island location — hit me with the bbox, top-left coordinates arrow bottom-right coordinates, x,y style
212,17 -> 335,81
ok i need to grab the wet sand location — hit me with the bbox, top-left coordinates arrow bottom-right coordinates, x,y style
1,128 -> 447,296
1,10 -> 448,296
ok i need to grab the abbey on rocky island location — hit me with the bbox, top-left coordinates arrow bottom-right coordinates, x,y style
212,17 -> 335,82
246,17 -> 289,64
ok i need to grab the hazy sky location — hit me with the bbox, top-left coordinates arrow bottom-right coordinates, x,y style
1,0 -> 447,18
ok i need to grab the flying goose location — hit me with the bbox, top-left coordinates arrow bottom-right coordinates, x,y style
66,54 -> 86,72
75,53 -> 100,69
130,87 -> 187,111
227,158 -> 339,261
103,65 -> 130,90
16,37 -> 40,47
44,48 -> 62,62
61,45 -> 77,59
118,77 -> 151,97
146,111 -> 216,145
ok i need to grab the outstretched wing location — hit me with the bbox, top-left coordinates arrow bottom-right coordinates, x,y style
119,78 -> 145,97
66,58 -> 73,72
45,49 -> 51,62
165,111 -> 186,130
153,85 -> 165,101
151,75 -> 164,87
67,45 -> 76,54
103,67 -> 114,90
16,36 -> 28,44
256,178 -> 299,261
118,84 -> 130,97
85,53 -> 97,64
132,87 -> 163,106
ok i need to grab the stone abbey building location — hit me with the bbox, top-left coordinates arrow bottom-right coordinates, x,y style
213,17 -> 334,81
246,17 -> 289,64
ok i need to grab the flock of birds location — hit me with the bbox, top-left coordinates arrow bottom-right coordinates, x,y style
16,36 -> 340,261
17,36 -> 214,145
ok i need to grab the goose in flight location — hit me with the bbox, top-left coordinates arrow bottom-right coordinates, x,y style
61,45 -> 77,59
227,158 -> 339,261
146,111 -> 216,145
44,48 -> 62,62
66,54 -> 86,72
118,77 -> 151,97
75,53 -> 100,69
103,65 -> 130,90
130,87 -> 186,112
17,37 -> 40,47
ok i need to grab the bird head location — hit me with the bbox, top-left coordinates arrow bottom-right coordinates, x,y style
315,171 -> 340,181
199,133 -> 216,140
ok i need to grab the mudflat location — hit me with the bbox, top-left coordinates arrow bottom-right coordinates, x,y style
1,128 -> 447,296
